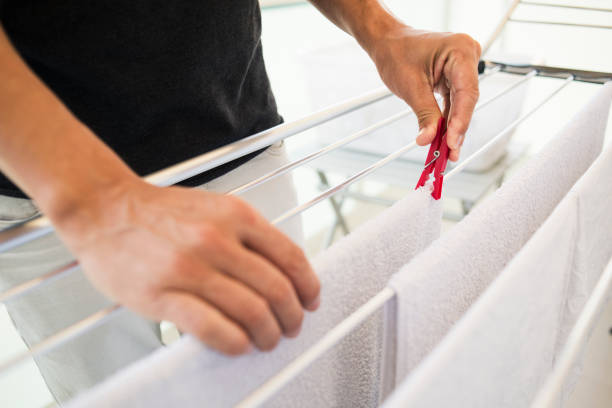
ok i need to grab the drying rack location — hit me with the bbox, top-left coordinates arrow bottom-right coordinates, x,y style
0,1 -> 611,406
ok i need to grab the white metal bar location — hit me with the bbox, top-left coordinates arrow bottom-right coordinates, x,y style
272,141 -> 418,225
531,259 -> 612,408
0,67 -> 537,374
145,87 -> 393,187
228,110 -> 413,195
229,66 -> 502,196
0,218 -> 53,254
509,18 -> 612,30
0,66 -> 502,253
0,87 -> 393,254
520,1 -> 612,13
272,70 -> 535,226
0,140 -> 419,375
235,75 -> 574,408
0,68 -> 531,371
0,67 -> 504,253
0,143 -> 418,375
0,304 -> 122,375
445,75 -> 574,178
0,68 -> 508,304
236,287 -> 396,408
0,261 -> 79,303
487,61 -> 612,84
482,0 -> 521,54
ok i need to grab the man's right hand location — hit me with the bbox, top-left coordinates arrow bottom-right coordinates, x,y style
53,180 -> 321,355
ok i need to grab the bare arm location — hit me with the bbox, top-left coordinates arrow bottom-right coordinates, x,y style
309,0 -> 482,161
0,26 -> 138,221
0,26 -> 320,354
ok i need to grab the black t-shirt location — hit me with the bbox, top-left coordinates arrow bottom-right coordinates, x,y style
0,1 -> 281,198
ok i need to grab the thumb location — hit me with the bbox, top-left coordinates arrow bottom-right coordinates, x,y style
407,82 -> 443,146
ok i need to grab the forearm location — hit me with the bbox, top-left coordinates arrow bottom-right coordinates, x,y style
309,1 -> 481,161
0,26 -> 139,226
307,0 -> 407,53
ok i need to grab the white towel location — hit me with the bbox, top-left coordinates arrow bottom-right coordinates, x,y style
532,257 -> 612,408
383,196 -> 579,408
381,138 -> 612,408
387,81 -> 612,386
540,141 -> 612,406
68,188 -> 442,408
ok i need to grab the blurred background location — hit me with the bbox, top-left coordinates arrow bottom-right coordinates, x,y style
1,0 -> 611,406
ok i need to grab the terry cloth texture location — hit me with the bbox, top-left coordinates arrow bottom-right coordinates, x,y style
382,134 -> 612,408
533,257 -> 612,408
67,188 -> 442,408
387,81 -> 612,386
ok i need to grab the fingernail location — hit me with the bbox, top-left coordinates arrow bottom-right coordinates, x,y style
417,128 -> 426,142
308,295 -> 321,311
417,126 -> 434,145
450,134 -> 464,150
458,134 -> 465,147
286,325 -> 302,338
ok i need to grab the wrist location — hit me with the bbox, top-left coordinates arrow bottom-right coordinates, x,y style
37,122 -> 143,239
47,169 -> 142,242
348,3 -> 411,56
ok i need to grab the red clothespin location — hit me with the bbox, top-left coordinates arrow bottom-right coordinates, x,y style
415,117 -> 450,200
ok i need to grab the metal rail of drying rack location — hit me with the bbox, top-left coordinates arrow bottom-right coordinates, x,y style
0,1 -> 611,406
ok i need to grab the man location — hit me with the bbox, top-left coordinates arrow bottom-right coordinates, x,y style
0,0 -> 480,402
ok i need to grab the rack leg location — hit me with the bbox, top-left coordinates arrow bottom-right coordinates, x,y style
316,170 -> 350,245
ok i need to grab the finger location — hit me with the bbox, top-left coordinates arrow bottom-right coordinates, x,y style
402,79 -> 442,146
449,147 -> 460,162
240,220 -> 321,312
206,240 -> 305,338
177,264 -> 282,351
159,291 -> 251,356
436,78 -> 451,120
445,57 -> 480,152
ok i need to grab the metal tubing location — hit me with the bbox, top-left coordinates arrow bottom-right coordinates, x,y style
486,60 -> 612,84
509,18 -> 612,30
0,67 -> 503,255
482,0 -> 521,54
446,75 -> 574,178
0,68 -> 537,372
0,142 -> 419,375
0,87 -> 393,254
228,66 -> 501,196
0,261 -> 79,303
145,87 -> 393,187
272,70 -> 535,226
234,75 -> 574,408
519,1 -> 612,13
236,287 -> 396,408
271,141 -> 418,226
0,68 -> 508,304
228,110 -> 413,195
0,218 -> 53,255
0,305 -> 122,375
